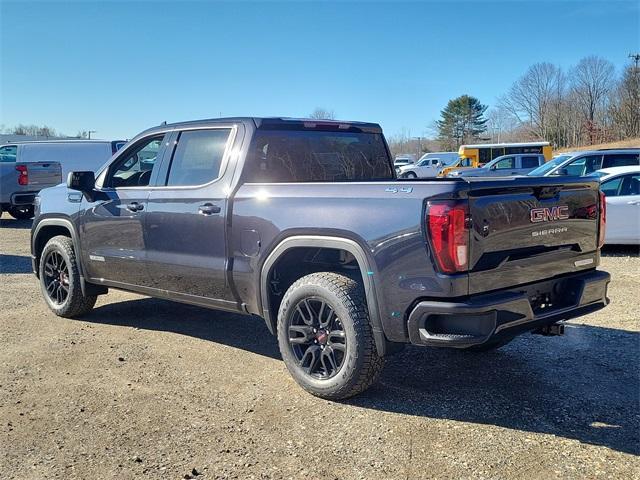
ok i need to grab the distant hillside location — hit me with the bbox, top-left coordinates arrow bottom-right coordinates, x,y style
557,138 -> 640,153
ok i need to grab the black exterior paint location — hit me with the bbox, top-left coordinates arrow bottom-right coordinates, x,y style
31,117 -> 610,352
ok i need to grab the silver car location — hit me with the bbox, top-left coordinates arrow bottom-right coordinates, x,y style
528,149 -> 640,177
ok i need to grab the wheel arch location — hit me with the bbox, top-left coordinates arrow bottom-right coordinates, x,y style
32,218 -> 79,277
259,235 -> 388,356
32,218 -> 107,296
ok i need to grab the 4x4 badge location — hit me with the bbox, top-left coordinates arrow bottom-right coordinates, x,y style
385,186 -> 413,194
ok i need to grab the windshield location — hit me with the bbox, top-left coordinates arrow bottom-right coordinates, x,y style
527,155 -> 572,176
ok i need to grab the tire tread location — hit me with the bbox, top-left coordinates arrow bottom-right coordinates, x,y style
278,272 -> 384,400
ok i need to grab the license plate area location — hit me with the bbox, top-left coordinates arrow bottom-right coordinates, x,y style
525,277 -> 581,315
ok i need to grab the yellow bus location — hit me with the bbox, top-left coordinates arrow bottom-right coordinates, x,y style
440,142 -> 553,177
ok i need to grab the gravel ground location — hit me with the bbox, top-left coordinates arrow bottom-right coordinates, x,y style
1,213 -> 639,479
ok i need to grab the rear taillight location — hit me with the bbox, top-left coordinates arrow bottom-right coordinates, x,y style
16,165 -> 28,185
598,190 -> 606,248
426,201 -> 470,274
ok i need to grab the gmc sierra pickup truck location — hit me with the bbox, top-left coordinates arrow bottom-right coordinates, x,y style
31,117 -> 610,399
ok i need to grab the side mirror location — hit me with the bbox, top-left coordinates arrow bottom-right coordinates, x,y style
556,168 -> 569,176
67,171 -> 95,192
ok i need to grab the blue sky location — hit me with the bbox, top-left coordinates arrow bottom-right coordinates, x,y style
1,0 -> 638,140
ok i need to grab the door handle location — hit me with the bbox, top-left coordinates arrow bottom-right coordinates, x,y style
627,200 -> 640,205
198,203 -> 221,215
126,202 -> 144,212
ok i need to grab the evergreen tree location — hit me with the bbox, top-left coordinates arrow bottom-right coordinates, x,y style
436,95 -> 488,150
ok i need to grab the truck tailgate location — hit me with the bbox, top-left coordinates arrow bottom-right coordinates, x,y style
464,176 -> 601,295
23,161 -> 62,187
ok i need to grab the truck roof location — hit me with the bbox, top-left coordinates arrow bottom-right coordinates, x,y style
140,117 -> 383,136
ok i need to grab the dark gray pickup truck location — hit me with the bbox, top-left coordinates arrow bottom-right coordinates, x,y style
31,117 -> 610,399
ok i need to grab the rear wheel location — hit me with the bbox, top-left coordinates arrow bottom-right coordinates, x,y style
8,205 -> 34,220
277,272 -> 384,400
39,235 -> 97,318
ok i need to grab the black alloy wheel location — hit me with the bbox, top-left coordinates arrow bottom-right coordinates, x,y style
43,250 -> 70,305
288,298 -> 347,379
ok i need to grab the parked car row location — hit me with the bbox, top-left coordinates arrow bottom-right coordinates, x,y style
0,139 -> 125,219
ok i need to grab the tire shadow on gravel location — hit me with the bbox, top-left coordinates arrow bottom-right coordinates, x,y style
85,297 -> 281,360
0,254 -> 33,274
601,245 -> 639,257
81,298 -> 638,455
0,217 -> 32,229
349,324 -> 640,456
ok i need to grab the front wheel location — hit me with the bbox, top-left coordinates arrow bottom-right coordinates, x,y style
277,272 -> 384,400
8,205 -> 34,220
404,172 -> 417,179
39,235 -> 97,318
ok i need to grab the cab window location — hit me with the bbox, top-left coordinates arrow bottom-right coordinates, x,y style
165,129 -> 231,186
494,157 -> 515,169
602,174 -> 640,196
521,156 -> 541,169
0,145 -> 17,162
559,155 -> 602,176
602,153 -> 640,169
106,134 -> 166,188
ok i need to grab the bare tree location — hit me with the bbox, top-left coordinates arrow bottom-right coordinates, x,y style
9,124 -> 58,137
500,62 -> 565,143
570,56 -> 615,143
609,62 -> 640,139
309,108 -> 335,120
486,106 -> 519,143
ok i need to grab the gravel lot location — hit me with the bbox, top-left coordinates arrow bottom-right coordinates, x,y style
1,213 -> 639,479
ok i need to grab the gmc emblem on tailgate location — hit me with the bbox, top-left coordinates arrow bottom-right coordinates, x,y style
530,206 -> 570,223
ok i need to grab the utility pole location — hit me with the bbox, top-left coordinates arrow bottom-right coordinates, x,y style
630,53 -> 640,69
87,130 -> 96,139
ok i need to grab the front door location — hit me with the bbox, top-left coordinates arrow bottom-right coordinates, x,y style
144,126 -> 237,307
78,133 -> 169,287
602,172 -> 640,244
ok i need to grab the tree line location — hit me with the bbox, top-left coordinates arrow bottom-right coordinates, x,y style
1,124 -> 94,139
389,55 -> 639,156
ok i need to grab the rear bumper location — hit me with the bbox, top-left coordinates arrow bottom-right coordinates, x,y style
9,192 -> 37,206
407,269 -> 610,348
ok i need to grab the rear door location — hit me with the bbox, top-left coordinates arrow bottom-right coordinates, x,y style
465,176 -> 601,294
144,125 -> 238,306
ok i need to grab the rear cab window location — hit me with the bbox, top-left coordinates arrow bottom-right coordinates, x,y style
244,128 -> 394,183
0,145 -> 17,162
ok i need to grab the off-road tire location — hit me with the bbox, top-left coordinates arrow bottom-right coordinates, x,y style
8,205 -> 34,220
277,272 -> 384,400
39,235 -> 97,318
